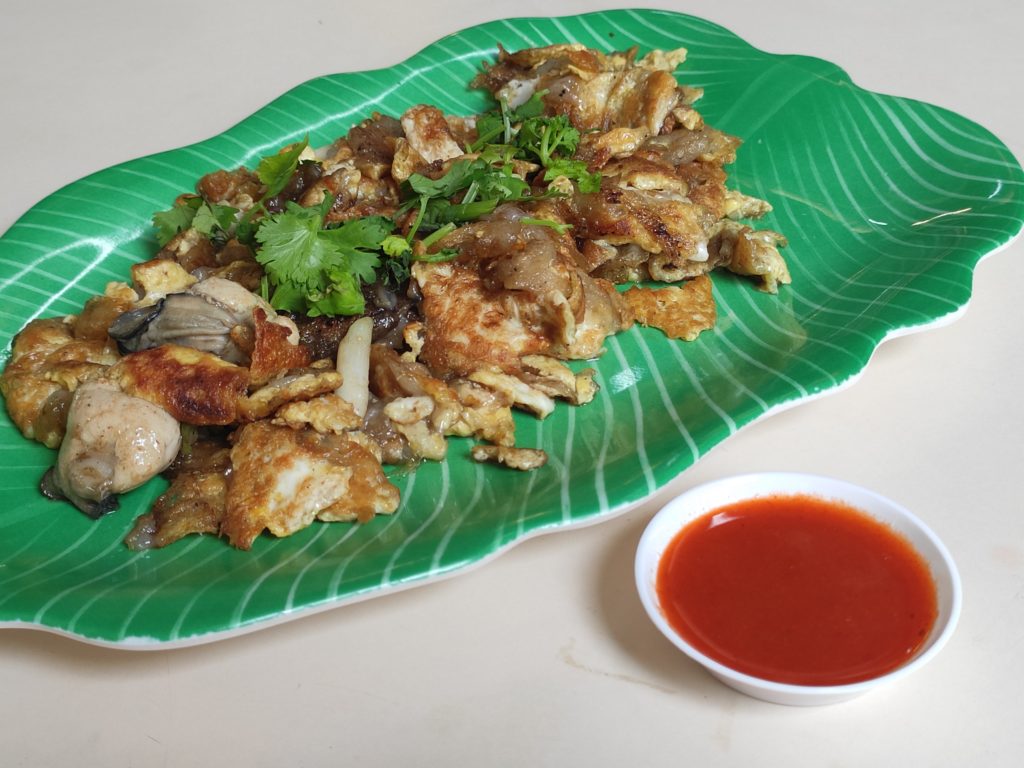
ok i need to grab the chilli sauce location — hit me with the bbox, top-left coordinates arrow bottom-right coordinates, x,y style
656,494 -> 938,686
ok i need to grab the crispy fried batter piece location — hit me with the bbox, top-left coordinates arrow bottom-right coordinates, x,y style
1,317 -> 120,447
248,308 -> 313,387
124,471 -> 228,550
237,368 -> 343,421
413,260 -> 552,377
131,258 -> 197,304
470,444 -> 548,471
713,222 -> 791,293
623,274 -> 716,341
300,114 -> 403,222
413,213 -> 632,377
110,344 -> 249,425
473,43 -> 688,135
272,393 -> 362,434
448,380 -> 516,447
221,421 -> 399,549
369,344 -> 462,433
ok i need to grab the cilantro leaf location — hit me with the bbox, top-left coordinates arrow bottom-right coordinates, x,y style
152,198 -> 202,246
470,110 -> 507,150
253,200 -> 392,316
516,114 -> 581,166
256,137 -> 310,198
152,197 -> 238,247
191,202 -> 239,240
402,158 -> 537,235
306,271 -> 364,317
320,216 -> 392,284
406,160 -> 482,198
469,91 -> 548,151
544,159 -> 602,194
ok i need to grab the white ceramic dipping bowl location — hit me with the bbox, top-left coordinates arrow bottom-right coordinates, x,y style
634,473 -> 962,706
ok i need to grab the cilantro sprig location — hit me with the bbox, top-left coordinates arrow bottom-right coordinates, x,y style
400,158 -> 535,238
469,92 -> 602,193
152,197 -> 238,247
470,92 -> 547,150
152,137 -> 311,248
255,137 -> 309,199
254,196 -> 391,316
149,93 -> 604,317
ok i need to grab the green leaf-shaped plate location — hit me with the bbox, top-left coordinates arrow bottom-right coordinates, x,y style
1,9 -> 1021,648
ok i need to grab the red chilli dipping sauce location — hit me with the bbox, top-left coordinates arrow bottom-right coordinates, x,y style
656,494 -> 938,686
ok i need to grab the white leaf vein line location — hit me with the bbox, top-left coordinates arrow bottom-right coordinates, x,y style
112,166 -> 187,194
686,329 -> 769,412
835,103 -> 955,217
114,537 -> 207,640
550,16 -> 576,45
616,12 -> 675,52
845,96 -> 1001,203
497,18 -> 537,48
382,462 -> 451,584
393,58 -> 463,108
663,333 -> 739,434
627,326 -> 703,459
236,107 -> 298,145
893,98 -> 1016,170
29,535 -> 130,623
764,131 -> 952,318
0,272 -> 79,301
710,321 -> 807,400
523,19 -> 556,46
576,15 -> 612,49
326,472 -> 417,598
230,524 -> 330,627
560,404 -> 576,523
140,153 -> 223,182
180,139 -> 248,168
168,535 -> 305,641
872,93 -> 1022,185
0,515 -> 67,589
295,81 -> 391,133
0,520 -> 106,607
917,102 -> 1007,151
608,336 -> 656,495
63,551 -> 154,633
818,129 -> 928,242
806,142 -> 964,313
511,420 -> 545,540
3,222 -> 138,264
592,381 -> 615,515
430,39 -> 492,76
712,61 -> 815,140
764,130 -> 947,328
0,245 -> 116,323
714,285 -> 829,391
76,179 -> 166,209
0,251 -> 123,286
793,133 -> 963,317
32,186 -> 154,220
284,524 -> 362,612
623,9 -> 716,47
23,204 -> 143,232
430,462 -> 485,572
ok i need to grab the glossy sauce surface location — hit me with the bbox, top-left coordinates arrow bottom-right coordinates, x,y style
656,494 -> 938,686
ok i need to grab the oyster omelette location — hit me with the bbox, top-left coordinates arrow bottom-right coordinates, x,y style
0,43 -> 789,551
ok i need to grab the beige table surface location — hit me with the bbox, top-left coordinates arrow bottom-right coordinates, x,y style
1,1 -> 1021,765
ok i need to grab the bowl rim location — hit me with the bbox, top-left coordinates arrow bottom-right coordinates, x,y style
633,471 -> 963,699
